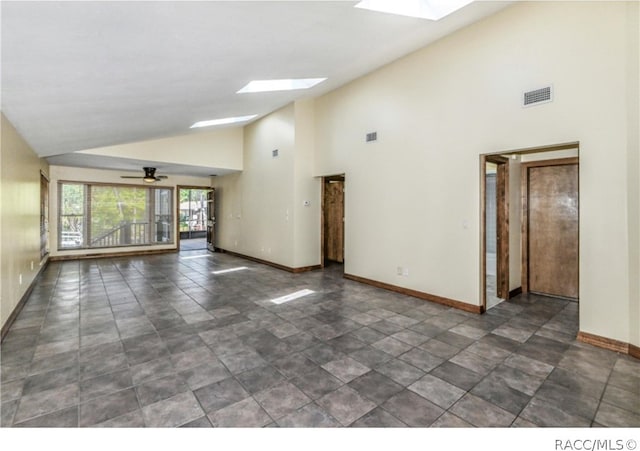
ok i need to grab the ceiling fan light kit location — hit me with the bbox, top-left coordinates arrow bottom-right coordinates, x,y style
120,167 -> 168,183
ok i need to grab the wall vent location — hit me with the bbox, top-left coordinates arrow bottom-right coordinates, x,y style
272,149 -> 279,157
523,85 -> 553,107
366,132 -> 377,142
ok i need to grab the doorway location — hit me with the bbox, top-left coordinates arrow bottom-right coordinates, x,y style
482,156 -> 509,311
322,175 -> 345,269
177,187 -> 211,251
522,158 -> 579,299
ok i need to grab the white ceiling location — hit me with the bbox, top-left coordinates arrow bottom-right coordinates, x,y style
1,0 -> 512,176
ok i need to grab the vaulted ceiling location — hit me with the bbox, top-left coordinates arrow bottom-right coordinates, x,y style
2,1 -> 512,175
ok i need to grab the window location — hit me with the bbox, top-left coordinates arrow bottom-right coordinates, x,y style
58,182 -> 173,250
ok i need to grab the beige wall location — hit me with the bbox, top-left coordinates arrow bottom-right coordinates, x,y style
626,2 -> 639,347
49,165 -> 211,258
80,126 -> 244,171
1,113 -> 49,330
212,101 -> 321,269
313,2 -> 637,343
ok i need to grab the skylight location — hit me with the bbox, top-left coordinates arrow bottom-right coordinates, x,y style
237,78 -> 327,94
354,0 -> 474,20
190,115 -> 257,129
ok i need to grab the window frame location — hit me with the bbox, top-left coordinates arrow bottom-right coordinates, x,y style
57,180 -> 174,251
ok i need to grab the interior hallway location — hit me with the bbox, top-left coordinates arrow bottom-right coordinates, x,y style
1,252 -> 638,427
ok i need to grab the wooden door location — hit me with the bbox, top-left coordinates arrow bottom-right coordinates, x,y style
324,179 -> 344,263
487,156 -> 509,299
523,159 -> 579,298
206,189 -> 215,252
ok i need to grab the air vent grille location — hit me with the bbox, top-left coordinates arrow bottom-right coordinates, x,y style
366,132 -> 377,142
523,86 -> 552,107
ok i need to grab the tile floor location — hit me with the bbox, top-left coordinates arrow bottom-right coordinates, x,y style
1,251 -> 638,428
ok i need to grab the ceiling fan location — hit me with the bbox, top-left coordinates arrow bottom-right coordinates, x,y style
120,167 -> 168,183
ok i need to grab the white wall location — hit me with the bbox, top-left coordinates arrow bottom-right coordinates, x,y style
80,126 -> 244,171
1,113 -> 49,330
49,165 -> 211,257
312,2 -> 637,343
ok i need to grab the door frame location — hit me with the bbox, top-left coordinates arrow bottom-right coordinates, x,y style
480,155 -> 509,311
521,157 -> 579,297
320,174 -> 345,268
176,185 -> 212,250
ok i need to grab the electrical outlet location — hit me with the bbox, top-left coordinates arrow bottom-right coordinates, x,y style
31,261 -> 34,271
397,267 -> 403,276
19,274 -> 23,285
402,268 -> 409,277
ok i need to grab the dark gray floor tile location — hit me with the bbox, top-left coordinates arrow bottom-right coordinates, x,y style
180,360 -> 231,390
80,368 -> 133,402
273,353 -> 319,379
351,407 -> 406,427
450,350 -> 496,376
546,367 -> 607,399
79,388 -> 140,427
408,374 -> 465,409
194,377 -> 249,413
290,369 -> 344,400
170,346 -> 216,371
520,397 -> 591,427
130,357 -> 176,386
349,346 -> 393,369
602,384 -> 640,414
382,390 -> 443,427
347,326 -> 387,344
302,343 -> 347,365
418,339 -> 460,359
29,350 -> 78,376
142,391 -> 205,427
316,385 -> 376,426
236,365 -> 287,394
535,380 -> 601,420
13,406 -> 78,427
399,348 -> 444,372
490,364 -> 545,396
135,374 -> 189,407
1,379 -> 23,403
430,412 -> 473,428
80,353 -> 128,380
375,358 -> 424,387
369,320 -> 404,336
14,382 -> 79,424
470,375 -> 531,415
218,349 -> 267,374
348,370 -> 403,405
0,399 -> 18,427
434,331 -> 475,348
450,393 -> 516,427
327,335 -> 367,353
594,402 -> 640,427
477,333 -> 522,352
372,337 -> 413,356
503,353 -> 554,379
208,396 -> 272,427
254,381 -> 311,420
321,357 -> 370,383
607,370 -> 640,395
180,416 -> 213,428
276,403 -> 340,427
91,409 -> 145,428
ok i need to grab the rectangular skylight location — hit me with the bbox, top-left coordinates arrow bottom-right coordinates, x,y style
190,115 -> 257,129
237,78 -> 327,94
270,289 -> 315,305
212,266 -> 249,275
354,0 -> 474,20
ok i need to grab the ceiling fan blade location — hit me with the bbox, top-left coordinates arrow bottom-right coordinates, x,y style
156,175 -> 169,179
120,176 -> 143,179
